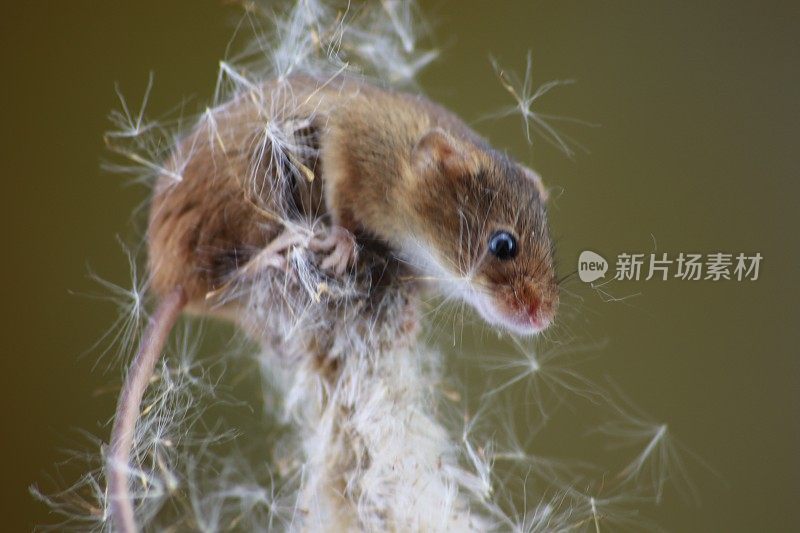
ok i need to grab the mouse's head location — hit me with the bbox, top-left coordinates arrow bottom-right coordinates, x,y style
405,128 -> 558,335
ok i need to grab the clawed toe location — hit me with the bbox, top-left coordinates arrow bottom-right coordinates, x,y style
310,226 -> 357,276
226,226 -> 357,290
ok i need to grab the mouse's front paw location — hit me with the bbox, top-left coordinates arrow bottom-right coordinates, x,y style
309,226 -> 358,276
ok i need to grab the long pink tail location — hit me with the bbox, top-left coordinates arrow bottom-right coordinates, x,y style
106,287 -> 186,533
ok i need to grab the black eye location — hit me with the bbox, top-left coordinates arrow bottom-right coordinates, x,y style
488,230 -> 518,260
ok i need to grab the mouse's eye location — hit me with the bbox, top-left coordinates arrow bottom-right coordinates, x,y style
488,230 -> 518,260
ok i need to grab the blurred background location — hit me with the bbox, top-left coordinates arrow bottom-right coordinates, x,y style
2,1 -> 798,531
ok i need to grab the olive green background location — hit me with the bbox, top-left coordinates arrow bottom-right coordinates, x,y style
2,1 -> 798,531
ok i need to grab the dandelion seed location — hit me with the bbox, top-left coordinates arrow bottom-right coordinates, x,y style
594,384 -> 707,505
482,338 -> 604,417
459,407 -> 495,500
489,51 -> 593,156
107,72 -> 157,139
216,60 -> 259,102
81,239 -> 149,370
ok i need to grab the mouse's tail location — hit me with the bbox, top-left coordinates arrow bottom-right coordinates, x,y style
106,286 -> 187,533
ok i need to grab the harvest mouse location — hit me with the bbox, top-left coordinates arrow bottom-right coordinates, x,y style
108,74 -> 559,531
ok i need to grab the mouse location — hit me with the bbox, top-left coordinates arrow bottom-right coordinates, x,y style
107,74 -> 559,532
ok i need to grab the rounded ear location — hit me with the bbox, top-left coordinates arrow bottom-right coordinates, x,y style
521,165 -> 549,202
411,128 -> 475,176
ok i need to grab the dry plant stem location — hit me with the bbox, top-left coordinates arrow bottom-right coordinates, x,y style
107,287 -> 187,533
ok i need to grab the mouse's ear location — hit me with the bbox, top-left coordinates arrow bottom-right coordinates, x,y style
521,165 -> 549,202
412,128 -> 476,177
